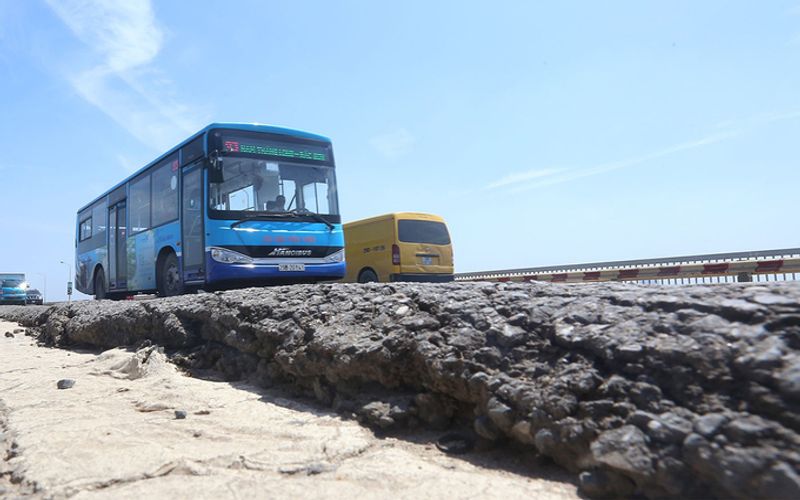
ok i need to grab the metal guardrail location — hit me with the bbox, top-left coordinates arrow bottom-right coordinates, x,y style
455,248 -> 800,284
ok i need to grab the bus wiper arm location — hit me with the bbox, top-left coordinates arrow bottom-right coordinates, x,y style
290,209 -> 334,231
230,214 -> 291,229
230,211 -> 334,230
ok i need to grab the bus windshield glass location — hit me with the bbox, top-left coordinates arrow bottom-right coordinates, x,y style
208,156 -> 339,218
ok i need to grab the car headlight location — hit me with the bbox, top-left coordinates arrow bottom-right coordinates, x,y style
323,249 -> 345,263
210,247 -> 253,264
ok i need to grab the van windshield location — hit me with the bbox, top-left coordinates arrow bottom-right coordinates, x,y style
2,280 -> 23,288
398,220 -> 451,245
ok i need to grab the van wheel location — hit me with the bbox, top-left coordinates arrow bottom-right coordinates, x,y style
94,269 -> 107,300
357,269 -> 379,283
159,253 -> 184,297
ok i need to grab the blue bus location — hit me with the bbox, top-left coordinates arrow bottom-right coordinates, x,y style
75,123 -> 345,299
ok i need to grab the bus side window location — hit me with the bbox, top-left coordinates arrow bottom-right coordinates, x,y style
79,217 -> 92,241
91,202 -> 107,237
130,175 -> 151,233
152,163 -> 178,226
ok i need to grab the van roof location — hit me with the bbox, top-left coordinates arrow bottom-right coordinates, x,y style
343,212 -> 446,228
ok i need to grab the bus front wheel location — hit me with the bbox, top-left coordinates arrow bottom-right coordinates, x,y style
159,253 -> 184,297
357,269 -> 379,283
94,269 -> 107,300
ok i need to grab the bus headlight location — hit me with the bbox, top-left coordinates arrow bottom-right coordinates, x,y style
210,247 -> 253,264
323,249 -> 345,263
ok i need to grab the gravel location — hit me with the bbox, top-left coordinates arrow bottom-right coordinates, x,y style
56,379 -> 75,390
2,280 -> 799,498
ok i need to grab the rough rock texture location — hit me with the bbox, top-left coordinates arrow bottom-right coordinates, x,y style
2,281 -> 800,498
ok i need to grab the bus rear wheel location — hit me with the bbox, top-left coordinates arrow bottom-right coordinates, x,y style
357,269 -> 379,283
94,269 -> 107,300
159,253 -> 184,297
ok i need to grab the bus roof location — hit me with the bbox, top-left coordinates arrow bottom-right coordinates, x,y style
77,123 -> 333,213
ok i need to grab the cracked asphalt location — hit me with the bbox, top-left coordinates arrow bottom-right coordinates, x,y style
3,280 -> 800,498
0,320 -> 577,499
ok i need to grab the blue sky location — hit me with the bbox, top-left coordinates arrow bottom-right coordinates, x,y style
1,1 -> 798,301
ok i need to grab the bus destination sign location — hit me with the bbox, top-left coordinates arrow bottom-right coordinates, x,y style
223,138 -> 328,162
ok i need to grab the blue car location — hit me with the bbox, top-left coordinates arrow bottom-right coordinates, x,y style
0,279 -> 28,306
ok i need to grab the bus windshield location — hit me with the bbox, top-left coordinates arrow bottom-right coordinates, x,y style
208,156 -> 339,218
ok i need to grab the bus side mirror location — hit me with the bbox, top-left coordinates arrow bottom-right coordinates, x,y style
208,157 -> 224,183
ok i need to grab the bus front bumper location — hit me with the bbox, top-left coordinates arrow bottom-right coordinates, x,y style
206,258 -> 346,285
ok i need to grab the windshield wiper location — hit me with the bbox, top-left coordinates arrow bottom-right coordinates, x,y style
289,208 -> 334,231
229,210 -> 334,230
229,213 -> 291,228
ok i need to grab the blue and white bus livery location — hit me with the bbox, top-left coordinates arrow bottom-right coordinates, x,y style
75,123 -> 345,299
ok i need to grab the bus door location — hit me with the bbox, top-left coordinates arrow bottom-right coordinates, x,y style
108,201 -> 128,290
181,164 -> 205,283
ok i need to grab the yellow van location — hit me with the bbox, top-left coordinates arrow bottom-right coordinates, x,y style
343,213 -> 454,283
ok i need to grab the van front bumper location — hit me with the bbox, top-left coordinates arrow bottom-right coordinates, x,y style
390,273 -> 454,283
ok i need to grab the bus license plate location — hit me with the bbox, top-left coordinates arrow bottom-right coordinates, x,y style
422,256 -> 433,265
278,263 -> 305,272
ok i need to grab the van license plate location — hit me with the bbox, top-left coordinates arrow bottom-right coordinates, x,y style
278,264 -> 305,272
422,256 -> 433,265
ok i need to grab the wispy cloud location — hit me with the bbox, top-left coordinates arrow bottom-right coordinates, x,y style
117,154 -> 144,174
711,109 -> 800,135
750,109 -> 800,124
45,0 -> 206,151
46,1 -> 162,71
484,168 -> 566,190
483,131 -> 736,195
370,128 -> 415,160
512,132 -> 736,193
485,108 -> 800,195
